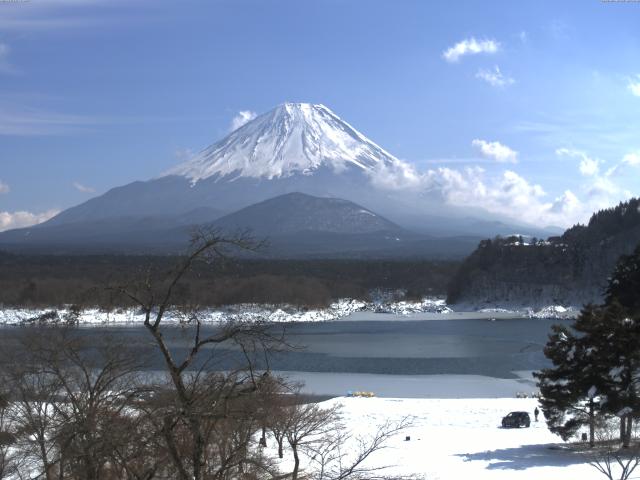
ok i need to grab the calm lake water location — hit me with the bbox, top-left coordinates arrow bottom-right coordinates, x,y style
0,315 -> 568,397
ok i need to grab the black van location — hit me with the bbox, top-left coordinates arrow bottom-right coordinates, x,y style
501,411 -> 531,428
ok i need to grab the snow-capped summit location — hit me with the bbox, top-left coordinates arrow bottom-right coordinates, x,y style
166,103 -> 401,182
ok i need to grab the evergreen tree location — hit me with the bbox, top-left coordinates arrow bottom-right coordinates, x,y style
605,244 -> 640,317
535,304 -> 609,446
537,247 -> 640,447
594,302 -> 640,447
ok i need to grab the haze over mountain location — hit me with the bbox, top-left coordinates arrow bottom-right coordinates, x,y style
0,103 -> 555,256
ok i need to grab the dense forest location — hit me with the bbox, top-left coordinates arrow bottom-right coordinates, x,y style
447,197 -> 640,307
0,251 -> 459,309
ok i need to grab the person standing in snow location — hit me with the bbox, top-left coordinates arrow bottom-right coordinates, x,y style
534,407 -> 539,422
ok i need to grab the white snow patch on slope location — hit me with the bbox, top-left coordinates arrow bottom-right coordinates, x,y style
165,103 -> 408,183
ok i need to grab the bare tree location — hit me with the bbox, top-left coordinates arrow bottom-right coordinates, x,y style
0,390 -> 18,480
270,394 -> 412,480
1,327 -> 149,480
112,228 -> 289,480
266,394 -> 295,460
2,363 -> 62,480
282,401 -> 339,480
304,416 -> 413,480
586,417 -> 640,480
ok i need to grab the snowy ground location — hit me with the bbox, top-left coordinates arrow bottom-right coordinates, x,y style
272,397 -> 603,480
0,299 -> 370,325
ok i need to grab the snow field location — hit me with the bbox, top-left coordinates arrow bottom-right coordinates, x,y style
269,397 -> 604,480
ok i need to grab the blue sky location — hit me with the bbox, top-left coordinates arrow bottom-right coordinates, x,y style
1,0 -> 639,230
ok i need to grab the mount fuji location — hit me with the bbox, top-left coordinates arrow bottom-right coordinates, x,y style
167,103 -> 403,182
0,103 -> 553,256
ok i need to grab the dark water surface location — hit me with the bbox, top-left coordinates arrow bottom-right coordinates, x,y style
0,316 -> 567,380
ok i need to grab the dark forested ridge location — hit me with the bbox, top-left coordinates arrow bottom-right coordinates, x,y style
447,198 -> 640,307
0,252 -> 458,308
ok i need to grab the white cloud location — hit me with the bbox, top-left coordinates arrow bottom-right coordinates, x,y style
549,190 -> 581,216
627,75 -> 640,97
369,158 -> 422,190
421,167 -> 579,224
475,66 -> 514,87
472,139 -> 518,163
555,148 -> 601,176
622,151 -> 640,167
73,181 -> 95,193
587,176 -> 620,198
605,150 -> 640,176
230,110 -> 257,131
368,151 -> 637,227
556,148 -> 610,194
0,209 -> 59,232
442,37 -> 499,63
579,157 -> 600,176
369,146 -> 634,228
420,166 -> 615,227
0,179 -> 9,194
552,147 -> 636,219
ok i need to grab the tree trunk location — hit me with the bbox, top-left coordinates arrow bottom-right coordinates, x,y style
57,453 -> 64,480
192,427 -> 204,480
621,415 -> 633,448
292,445 -> 300,480
260,425 -> 267,447
589,399 -> 595,448
162,417 -> 191,480
278,439 -> 283,459
40,441 -> 54,480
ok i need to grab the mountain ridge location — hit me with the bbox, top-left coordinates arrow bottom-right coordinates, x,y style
212,192 -> 404,236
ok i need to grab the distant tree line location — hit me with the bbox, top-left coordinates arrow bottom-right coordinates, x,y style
0,251 -> 458,309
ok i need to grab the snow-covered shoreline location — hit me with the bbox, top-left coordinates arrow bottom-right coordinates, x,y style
0,297 -> 580,326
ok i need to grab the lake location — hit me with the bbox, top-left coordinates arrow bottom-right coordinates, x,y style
0,314 -> 568,398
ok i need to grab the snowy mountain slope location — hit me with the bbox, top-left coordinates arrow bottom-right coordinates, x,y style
166,103 -> 403,182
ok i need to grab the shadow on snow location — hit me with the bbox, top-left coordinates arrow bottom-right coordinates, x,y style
456,443 -> 586,470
